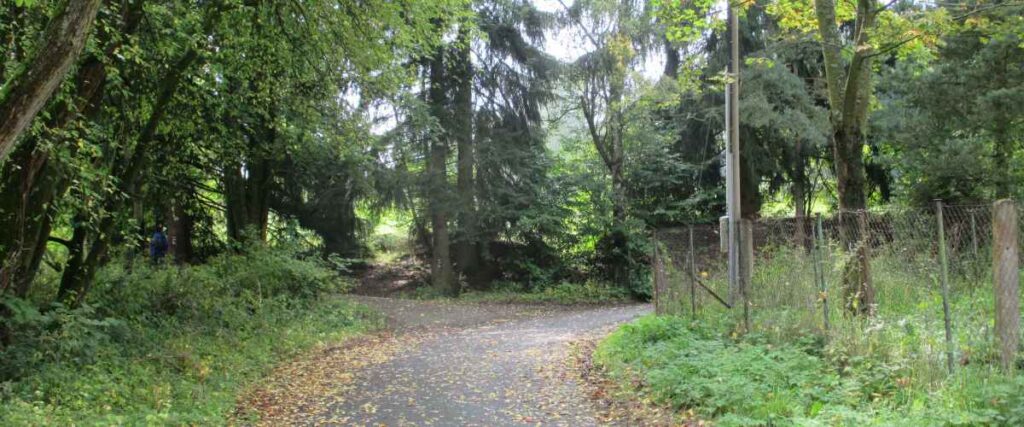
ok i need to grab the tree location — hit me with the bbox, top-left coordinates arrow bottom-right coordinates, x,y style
873,1 -> 1023,204
468,0 -> 558,287
0,0 -> 144,297
813,0 -> 874,213
810,0 -> 894,314
426,37 -> 458,295
561,0 -> 659,288
0,0 -> 102,164
807,0 -> 951,314
2,0 -> 461,304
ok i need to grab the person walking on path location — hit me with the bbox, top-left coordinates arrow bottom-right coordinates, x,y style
150,224 -> 169,265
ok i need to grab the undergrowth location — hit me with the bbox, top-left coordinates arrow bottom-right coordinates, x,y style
596,314 -> 1024,426
404,280 -> 633,304
0,247 -> 378,424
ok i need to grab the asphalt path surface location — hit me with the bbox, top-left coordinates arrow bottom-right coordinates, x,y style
314,296 -> 650,426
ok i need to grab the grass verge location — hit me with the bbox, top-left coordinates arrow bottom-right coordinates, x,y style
402,281 -> 634,305
0,295 -> 378,425
595,314 -> 1024,426
1,246 -> 382,425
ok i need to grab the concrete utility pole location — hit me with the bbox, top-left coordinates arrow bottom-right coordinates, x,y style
725,0 -> 746,330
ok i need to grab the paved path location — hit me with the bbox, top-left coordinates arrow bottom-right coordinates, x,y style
314,297 -> 650,426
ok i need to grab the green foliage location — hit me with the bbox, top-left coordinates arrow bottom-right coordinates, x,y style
86,246 -> 346,323
872,2 -> 1024,204
0,300 -> 122,381
0,249 -> 374,424
460,280 -> 632,305
596,315 -> 836,424
590,225 -> 652,298
597,314 -> 1024,426
3,0 -> 1024,420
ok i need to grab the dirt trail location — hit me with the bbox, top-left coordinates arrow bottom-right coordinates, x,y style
246,295 -> 649,426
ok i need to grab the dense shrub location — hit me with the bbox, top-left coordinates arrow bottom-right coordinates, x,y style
0,300 -> 123,381
0,247 -> 371,424
591,227 -> 651,299
88,246 -> 343,324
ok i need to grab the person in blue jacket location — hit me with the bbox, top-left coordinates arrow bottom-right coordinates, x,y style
150,223 -> 169,265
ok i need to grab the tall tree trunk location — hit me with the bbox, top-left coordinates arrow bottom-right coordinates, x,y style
663,37 -> 680,79
604,52 -> 628,285
609,78 -> 626,228
0,0 -> 103,164
452,30 -> 479,283
167,197 -> 194,264
224,156 -> 272,244
427,48 -> 456,295
0,147 -> 62,297
56,216 -> 88,302
815,0 -> 875,315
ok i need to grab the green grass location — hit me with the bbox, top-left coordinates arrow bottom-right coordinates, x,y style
402,281 -> 633,305
596,314 -> 1024,426
605,242 -> 1024,426
0,296 -> 378,425
0,247 -> 383,425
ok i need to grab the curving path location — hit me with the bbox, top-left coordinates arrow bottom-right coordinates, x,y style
309,296 -> 650,426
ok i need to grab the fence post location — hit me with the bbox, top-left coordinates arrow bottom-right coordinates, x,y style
810,217 -> 822,319
688,225 -> 697,319
993,199 -> 1019,373
935,200 -> 955,374
740,218 -> 753,332
816,214 -> 830,333
856,210 -> 876,315
970,210 -> 979,257
652,230 -> 662,315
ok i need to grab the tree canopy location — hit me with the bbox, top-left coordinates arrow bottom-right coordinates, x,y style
0,0 -> 1021,341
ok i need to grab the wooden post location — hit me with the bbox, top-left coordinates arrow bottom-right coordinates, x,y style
935,200 -> 955,374
993,199 -> 1019,373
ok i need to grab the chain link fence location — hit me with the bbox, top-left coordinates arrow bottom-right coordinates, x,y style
653,201 -> 1022,382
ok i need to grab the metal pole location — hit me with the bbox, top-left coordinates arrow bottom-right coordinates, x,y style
725,84 -> 737,307
810,217 -> 822,316
816,214 -> 830,333
689,225 -> 697,318
935,200 -> 955,374
725,0 -> 742,325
